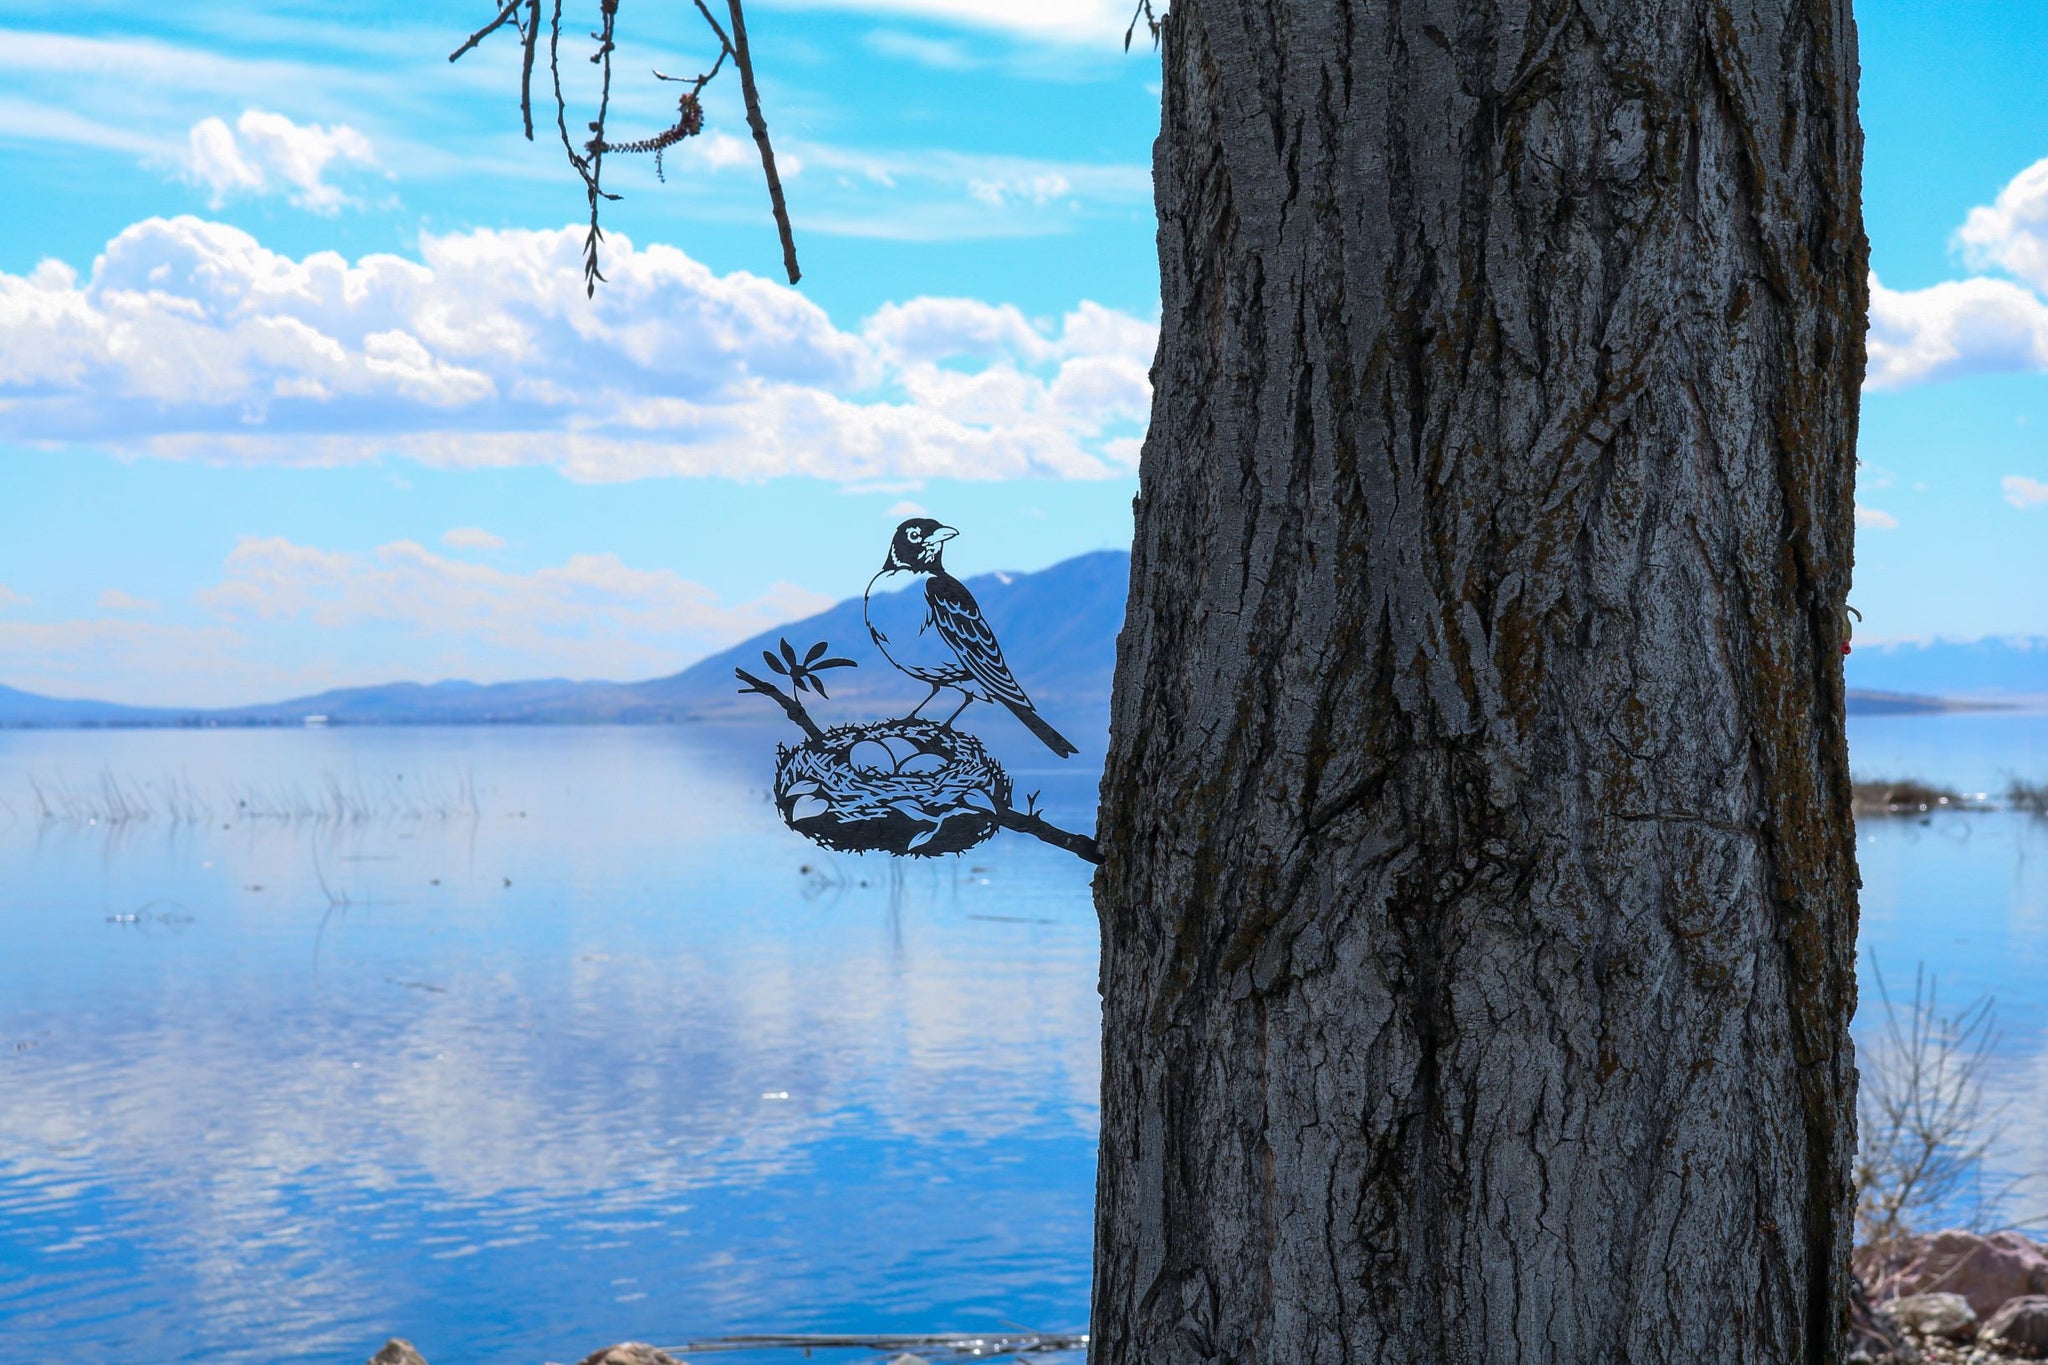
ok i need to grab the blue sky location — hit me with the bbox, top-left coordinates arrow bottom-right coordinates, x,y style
1,0 -> 2046,705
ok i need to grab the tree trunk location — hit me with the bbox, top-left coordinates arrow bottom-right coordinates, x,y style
1092,1 -> 1866,1362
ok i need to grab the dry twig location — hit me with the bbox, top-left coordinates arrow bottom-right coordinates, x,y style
1856,959 -> 2010,1258
451,0 -> 800,289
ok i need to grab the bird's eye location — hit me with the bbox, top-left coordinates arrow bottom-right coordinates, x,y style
907,528 -> 922,542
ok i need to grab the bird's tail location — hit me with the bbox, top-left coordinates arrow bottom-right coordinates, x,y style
1008,701 -> 1078,758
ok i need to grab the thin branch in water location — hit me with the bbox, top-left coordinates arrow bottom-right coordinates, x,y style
1856,957 -> 2010,1262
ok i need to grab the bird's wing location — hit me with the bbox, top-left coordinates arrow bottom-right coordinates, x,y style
926,574 -> 1033,710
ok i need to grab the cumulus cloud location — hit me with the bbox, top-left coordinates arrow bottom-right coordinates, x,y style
0,217 -> 1154,482
1854,506 -> 1899,531
1864,273 -> 2048,390
183,109 -> 377,213
761,0 -> 1131,42
1959,157 -> 2048,294
98,588 -> 160,611
1864,156 -> 2048,390
969,172 -> 1070,208
442,527 -> 507,551
2004,476 -> 2048,510
0,617 -> 253,701
194,535 -> 833,679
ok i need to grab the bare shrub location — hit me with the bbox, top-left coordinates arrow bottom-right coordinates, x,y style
2008,779 -> 2048,817
1856,960 -> 2008,1260
1851,778 -> 1967,816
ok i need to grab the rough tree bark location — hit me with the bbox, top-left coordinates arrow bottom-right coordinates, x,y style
1093,1 -> 1866,1362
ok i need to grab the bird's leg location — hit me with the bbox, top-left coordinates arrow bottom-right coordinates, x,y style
906,681 -> 944,718
941,692 -> 975,728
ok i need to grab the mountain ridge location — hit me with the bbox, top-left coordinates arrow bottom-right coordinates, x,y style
0,550 -> 1129,729
4,552 -> 2042,727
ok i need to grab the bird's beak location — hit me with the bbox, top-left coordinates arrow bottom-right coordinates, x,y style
932,526 -> 958,542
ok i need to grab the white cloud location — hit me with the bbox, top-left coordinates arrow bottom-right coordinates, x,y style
866,29 -> 979,69
98,589 -> 161,611
1958,157 -> 2048,295
0,216 -> 1156,482
969,171 -> 1070,208
2004,476 -> 2048,510
1854,506 -> 1899,531
1862,157 -> 2048,391
183,109 -> 378,213
0,586 -> 28,609
760,0 -> 1131,43
194,535 -> 833,679
885,499 -> 928,519
442,527 -> 507,551
1864,272 -> 2048,390
0,617 -> 254,701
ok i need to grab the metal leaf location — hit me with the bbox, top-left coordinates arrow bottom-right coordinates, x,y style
780,637 -> 800,668
815,657 -> 857,671
763,650 -> 787,675
805,641 -> 828,664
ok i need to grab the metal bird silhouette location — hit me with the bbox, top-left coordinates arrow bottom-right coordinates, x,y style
863,519 -> 1078,758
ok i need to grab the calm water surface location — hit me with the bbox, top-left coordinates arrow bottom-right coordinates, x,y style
0,725 -> 1102,1364
4,713 -> 2048,1363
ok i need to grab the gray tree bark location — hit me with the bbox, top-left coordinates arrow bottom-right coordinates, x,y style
1092,2 -> 1867,1362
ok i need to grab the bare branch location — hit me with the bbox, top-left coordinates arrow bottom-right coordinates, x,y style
450,0 -> 523,62
452,0 -> 801,288
725,0 -> 801,285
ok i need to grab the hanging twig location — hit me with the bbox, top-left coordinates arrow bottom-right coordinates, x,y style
450,0 -> 801,289
724,0 -> 801,284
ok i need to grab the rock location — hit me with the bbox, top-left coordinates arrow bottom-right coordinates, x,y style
1849,1276 -> 1924,1364
1983,1296 -> 2048,1357
575,1346 -> 685,1365
1889,1293 -> 1979,1342
1858,1230 -> 2048,1318
367,1342 -> 429,1365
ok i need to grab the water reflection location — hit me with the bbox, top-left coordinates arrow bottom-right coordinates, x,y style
0,727 -> 1100,1365
14,713 -> 2048,1362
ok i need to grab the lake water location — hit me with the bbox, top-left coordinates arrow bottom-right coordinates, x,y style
4,713 -> 2048,1364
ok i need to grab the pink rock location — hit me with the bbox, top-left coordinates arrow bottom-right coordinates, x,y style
575,1345 -> 685,1365
1858,1229 -> 2048,1318
1983,1296 -> 2048,1359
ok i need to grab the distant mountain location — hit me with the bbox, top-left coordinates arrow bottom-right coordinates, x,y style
0,683 -> 189,727
632,548 -> 1128,722
1845,637 -> 2048,703
0,551 -> 1132,730
4,559 -> 2034,727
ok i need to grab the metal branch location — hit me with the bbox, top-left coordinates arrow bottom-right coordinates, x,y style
724,0 -> 801,284
997,805 -> 1103,865
733,668 -> 823,742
